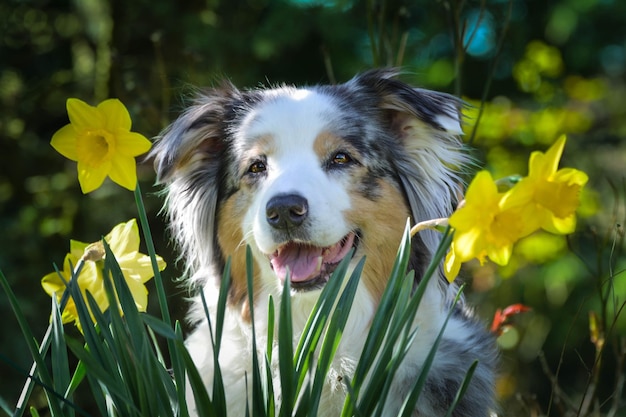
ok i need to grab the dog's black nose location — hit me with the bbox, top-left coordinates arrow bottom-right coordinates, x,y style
266,193 -> 308,229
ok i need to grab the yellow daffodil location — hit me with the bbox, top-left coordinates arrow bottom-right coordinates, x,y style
51,98 -> 152,193
443,136 -> 587,281
502,135 -> 588,234
41,219 -> 166,332
444,171 -> 538,281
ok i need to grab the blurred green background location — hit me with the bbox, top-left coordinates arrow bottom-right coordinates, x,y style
1,0 -> 625,415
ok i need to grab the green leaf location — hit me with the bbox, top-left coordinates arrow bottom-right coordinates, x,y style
50,296 -> 73,417
141,313 -> 179,340
266,296 -> 275,365
305,257 -> 364,416
245,247 -> 268,417
64,336 -> 134,408
64,361 -> 87,400
399,284 -> 464,417
178,339 -> 216,417
199,290 -> 227,414
277,272 -> 294,417
443,361 -> 478,417
173,322 -> 190,417
0,269 -> 64,417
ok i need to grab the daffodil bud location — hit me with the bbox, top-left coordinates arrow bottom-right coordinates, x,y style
82,241 -> 105,262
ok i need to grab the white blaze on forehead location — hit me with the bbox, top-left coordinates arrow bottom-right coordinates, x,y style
240,87 -> 336,146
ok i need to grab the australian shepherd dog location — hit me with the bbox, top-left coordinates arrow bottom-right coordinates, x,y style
150,69 -> 497,416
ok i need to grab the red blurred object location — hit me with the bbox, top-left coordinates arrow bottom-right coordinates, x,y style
491,304 -> 532,336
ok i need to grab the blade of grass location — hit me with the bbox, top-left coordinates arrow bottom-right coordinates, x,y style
0,352 -> 90,417
83,370 -> 109,416
8,260 -> 84,417
266,295 -> 275,364
50,295 -> 73,417
277,272 -> 294,417
200,289 -> 227,414
292,249 -> 358,397
142,313 -> 179,340
264,295 -> 276,415
64,336 -> 132,407
135,185 -> 186,414
64,361 -> 87,403
134,184 -> 170,325
341,223 -> 413,415
246,246 -> 269,417
214,258 -> 232,354
177,339 -> 216,417
352,272 -> 416,414
304,257 -> 364,416
174,322 -> 190,417
0,396 -> 11,416
0,269 -> 64,417
443,361 -> 478,417
398,284 -> 465,417
358,274 -> 415,416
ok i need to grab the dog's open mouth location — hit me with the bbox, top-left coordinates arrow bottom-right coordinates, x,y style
269,232 -> 358,291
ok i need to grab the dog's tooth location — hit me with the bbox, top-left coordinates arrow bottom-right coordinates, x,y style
316,256 -> 323,271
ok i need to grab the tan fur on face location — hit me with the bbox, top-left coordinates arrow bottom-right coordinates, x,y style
216,193 -> 260,321
313,131 -> 355,160
345,180 -> 411,301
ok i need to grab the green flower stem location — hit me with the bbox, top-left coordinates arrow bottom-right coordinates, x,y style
134,183 -> 171,325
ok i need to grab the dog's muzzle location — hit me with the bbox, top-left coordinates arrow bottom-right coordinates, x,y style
265,193 -> 357,291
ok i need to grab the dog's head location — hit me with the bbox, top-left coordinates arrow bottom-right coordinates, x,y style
151,69 -> 468,316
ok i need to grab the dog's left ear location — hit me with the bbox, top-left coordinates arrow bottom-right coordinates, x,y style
351,69 -> 469,250
352,68 -> 464,137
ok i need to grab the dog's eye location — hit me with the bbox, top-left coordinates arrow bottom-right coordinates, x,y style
331,152 -> 352,165
248,160 -> 267,174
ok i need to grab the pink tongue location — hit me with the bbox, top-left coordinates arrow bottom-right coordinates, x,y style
270,234 -> 354,283
271,243 -> 322,283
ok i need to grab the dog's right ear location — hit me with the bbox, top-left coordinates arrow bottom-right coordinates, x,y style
150,82 -> 243,184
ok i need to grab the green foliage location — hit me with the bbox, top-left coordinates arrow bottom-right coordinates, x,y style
0,223 -> 474,416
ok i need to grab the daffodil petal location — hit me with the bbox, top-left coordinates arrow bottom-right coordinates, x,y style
78,160 -> 110,193
121,253 -> 166,283
528,135 -> 565,178
543,135 -> 566,173
125,279 -> 149,312
70,240 -> 89,260
487,243 -> 512,266
115,132 -> 152,156
553,167 -> 589,187
67,98 -> 104,131
107,219 -> 140,255
500,180 -> 534,210
98,99 -> 132,131
444,247 -> 461,282
542,213 -> 576,234
108,156 -> 138,191
41,272 -> 66,296
465,171 -> 498,201
453,230 -> 482,261
51,124 -> 79,161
